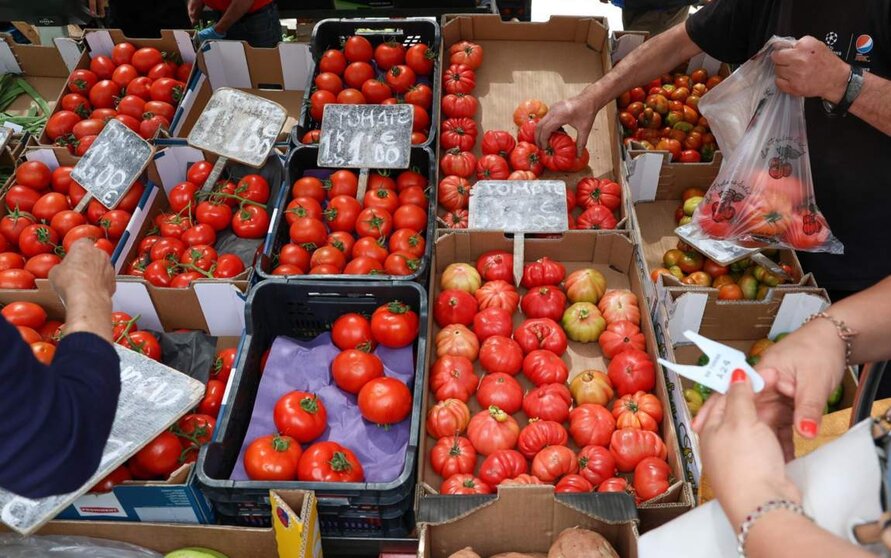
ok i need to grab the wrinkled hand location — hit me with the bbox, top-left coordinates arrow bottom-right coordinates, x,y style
87,0 -> 106,17
49,238 -> 115,305
771,36 -> 850,102
188,0 -> 206,25
535,94 -> 599,156
696,370 -> 800,527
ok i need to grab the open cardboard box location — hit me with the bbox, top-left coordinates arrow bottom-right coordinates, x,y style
0,35 -> 75,156
38,29 -> 197,146
437,15 -> 628,229
0,277 -> 243,523
2,490 -> 321,558
418,485 -> 639,558
170,40 -> 311,144
653,285 -> 858,488
626,149 -> 815,312
419,231 -> 693,533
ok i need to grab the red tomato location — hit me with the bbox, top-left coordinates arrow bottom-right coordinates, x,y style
358,377 -> 412,426
0,268 -> 36,289
513,318 -> 568,356
45,110 -> 80,141
405,43 -> 434,75
433,289 -> 477,327
274,391 -> 328,443
522,383 -> 572,423
344,35 -> 373,62
2,301 -> 46,328
577,445 -> 617,487
467,406 -> 520,456
139,114 -> 169,139
132,431 -> 181,477
531,445 -> 578,483
291,176 -> 326,202
612,391 -> 663,431
568,403 -> 616,447
31,193 -> 69,222
393,203 -> 427,233
634,456 -> 671,501
243,435 -> 302,481
610,428 -> 667,472
443,64 -> 475,95
212,254 -> 245,278
18,224 -> 58,258
61,93 -> 91,118
0,252 -> 25,271
517,420 -> 569,459
437,175 -> 472,211
195,201 -> 232,232
429,355 -> 478,402
343,62 -> 375,90
319,49 -> 347,74
471,307 -> 512,342
478,335 -> 523,376
98,209 -> 131,240
389,228 -> 425,257
521,257 -> 566,288
351,237 -> 388,263
16,161 -> 52,190
187,161 -> 213,185
383,251 -> 420,276
355,208 -> 393,239
474,250 -> 512,282
149,78 -> 183,104
575,177 -> 622,211
405,83 -> 433,109
607,349 -> 655,396
111,42 -> 136,65
231,205 -> 270,239
88,80 -> 120,109
476,372 -> 523,415
331,312 -> 374,350
194,378 -> 225,417
520,286 -> 567,322
126,75 -> 153,100
114,114 -> 140,133
131,47 -> 163,74
474,280 -> 519,315
426,398 -> 471,440
144,100 -> 176,122
331,349 -> 383,394
297,441 -> 364,482
325,195 -> 362,233
441,473 -> 492,495
430,435 -> 476,479
449,41 -> 484,69
522,350 -> 569,387
89,465 -> 132,493
176,413 -> 216,463
5,186 -> 40,213
116,95 -> 146,119
479,449 -> 528,486
68,69 -> 97,94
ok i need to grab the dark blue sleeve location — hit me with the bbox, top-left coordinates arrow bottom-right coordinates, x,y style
0,318 -> 120,499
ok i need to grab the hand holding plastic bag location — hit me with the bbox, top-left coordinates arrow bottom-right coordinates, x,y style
689,36 -> 843,254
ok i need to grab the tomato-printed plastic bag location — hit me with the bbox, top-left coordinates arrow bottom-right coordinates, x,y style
688,37 -> 843,254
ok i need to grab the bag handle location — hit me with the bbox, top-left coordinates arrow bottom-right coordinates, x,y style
850,361 -> 889,426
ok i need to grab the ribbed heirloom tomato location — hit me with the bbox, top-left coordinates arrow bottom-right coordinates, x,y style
569,404 -> 617,447
517,420 -> 568,459
478,335 -> 523,375
430,435 -> 477,478
467,406 -> 520,456
479,449 -> 527,486
426,398 -> 471,438
430,355 -> 478,402
472,307 -> 512,341
523,383 -> 572,423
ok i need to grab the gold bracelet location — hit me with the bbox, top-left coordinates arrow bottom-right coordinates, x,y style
803,311 -> 857,365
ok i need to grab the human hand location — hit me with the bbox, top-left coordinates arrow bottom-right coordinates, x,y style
87,0 -> 106,17
696,369 -> 801,527
771,36 -> 851,102
535,93 -> 600,156
197,25 -> 226,43
49,238 -> 115,306
188,0 -> 206,26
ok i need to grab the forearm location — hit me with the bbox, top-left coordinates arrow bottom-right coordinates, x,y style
63,290 -> 113,342
744,511 -> 872,558
849,72 -> 891,136
581,23 -> 702,109
823,275 -> 891,364
214,0 -> 253,33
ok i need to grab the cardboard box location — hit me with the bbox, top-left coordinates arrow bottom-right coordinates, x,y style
4,490 -> 321,558
420,231 -> 693,532
0,35 -> 76,155
170,40 -> 311,143
37,29 -> 197,146
652,286 -> 857,486
417,485 -> 639,558
437,15 -> 628,228
626,151 -> 815,312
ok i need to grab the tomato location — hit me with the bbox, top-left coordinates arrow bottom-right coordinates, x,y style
184,161 -> 211,186
343,35 -> 373,63
426,398 -> 472,438
430,435 -> 477,479
598,289 -> 641,325
519,286 -> 567,322
139,114 -> 169,139
598,320 -> 646,359
129,46 -> 162,74
531,445 -> 578,483
514,421 -> 568,461
476,372 -> 523,415
513,98 -> 548,126
0,251 -> 24,271
67,68 -> 97,94
467,406 -> 520,456
430,355 -> 478,402
609,428 -> 667,472
113,94 -> 144,119
213,254 -> 245,278
443,63 -> 475,95
15,161 -> 51,190
98,209 -> 131,240
5,186 -> 39,213
477,449 -> 527,487
612,391 -> 663,432
176,413 -> 216,463
405,83 -> 433,109
437,175 -> 472,211
0,268 -> 35,289
441,117 -> 478,151
574,446 -> 617,491
18,224 -> 58,258
539,132 -> 576,172
89,465 -> 131,493
360,78 -> 391,104
274,244 -> 309,274
243,435 -> 302,481
392,204 -> 426,233
166,182 -> 198,215
523,350 -> 569,387
442,209 -> 468,229
352,237 -> 388,263
319,48 -> 347,74
2,301 -> 46,328
358,377 -> 411,426
440,149 -> 476,178
336,87 -> 366,104
207,347 -> 237,384
607,349 -> 655,396
282,197 -> 321,226
386,229 -> 423,259
441,473 -> 492,495
132,431 -> 181,477
289,215 -> 329,252
478,335 -> 524,376
273,390 -> 327,443
31,192 -> 68,222
568,403 -> 616,448
634,456 -> 671,502
431,289 -> 475,328
449,40 -> 483,69
148,77 -> 183,105
523,383 -> 572,423
60,92 -> 92,119
470,307 -> 511,342
475,154 -> 510,181
144,100 -> 176,123
383,64 -> 415,94
139,259 -> 170,287
784,211 -> 831,250
508,141 -> 544,177
577,205 -> 618,230
111,114 -> 138,134
575,177 -> 622,211
355,207 -> 393,239
45,110 -> 80,141
556,474 -> 594,493
195,201 -> 232,232
231,205 -> 270,239
436,324 -> 479,361
521,257 -> 565,288
322,314 -> 372,355
22,253 -> 59,279
371,40 -> 404,70
325,169 -> 358,199
87,79 -> 120,109
514,318 -> 568,356
568,370 -> 614,406
124,330 -> 162,361
343,62 -> 375,90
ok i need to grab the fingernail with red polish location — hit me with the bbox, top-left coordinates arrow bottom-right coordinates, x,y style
731,369 -> 747,384
799,419 -> 818,438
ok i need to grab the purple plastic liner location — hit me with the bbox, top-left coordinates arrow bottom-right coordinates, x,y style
230,332 -> 415,483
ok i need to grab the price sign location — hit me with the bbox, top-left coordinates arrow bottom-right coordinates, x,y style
0,345 -> 204,535
71,119 -> 153,210
469,180 -> 569,285
318,104 -> 412,169
187,88 -> 287,191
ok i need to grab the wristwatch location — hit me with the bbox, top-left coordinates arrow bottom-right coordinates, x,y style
823,65 -> 864,117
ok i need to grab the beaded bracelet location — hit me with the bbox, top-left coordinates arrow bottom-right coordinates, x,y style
803,311 -> 857,365
737,499 -> 813,556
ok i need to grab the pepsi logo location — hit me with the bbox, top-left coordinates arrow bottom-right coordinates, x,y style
856,34 -> 873,55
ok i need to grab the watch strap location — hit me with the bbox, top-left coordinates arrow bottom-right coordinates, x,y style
836,65 -> 864,115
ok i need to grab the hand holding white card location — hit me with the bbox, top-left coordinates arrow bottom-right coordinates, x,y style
657,330 -> 765,394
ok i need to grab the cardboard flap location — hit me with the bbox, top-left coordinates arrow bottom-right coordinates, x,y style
173,30 -> 196,64
53,37 -> 84,73
417,494 -> 497,524
85,30 -> 115,58
667,292 -> 708,343
201,41 -> 251,90
556,492 -> 638,523
25,148 -> 61,169
0,40 -> 22,74
628,152 -> 665,202
768,292 -> 829,339
173,73 -> 206,136
192,281 -> 246,337
112,185 -> 159,272
686,53 -> 723,77
279,43 -> 312,91
611,31 -> 645,64
152,145 -> 204,193
113,279 -> 164,331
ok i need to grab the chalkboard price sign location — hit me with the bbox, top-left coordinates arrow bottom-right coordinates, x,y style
318,104 -> 412,169
71,119 -> 154,210
0,345 -> 204,535
469,180 -> 569,233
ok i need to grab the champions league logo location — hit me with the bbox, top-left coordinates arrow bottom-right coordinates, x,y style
824,31 -> 838,47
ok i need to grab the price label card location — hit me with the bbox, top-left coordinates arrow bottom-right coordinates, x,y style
469,180 -> 569,232
187,87 -> 286,168
71,119 -> 154,210
318,104 -> 412,169
0,346 -> 204,535
675,222 -> 761,266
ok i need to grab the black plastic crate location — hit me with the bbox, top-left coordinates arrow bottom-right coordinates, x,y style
256,145 -> 436,282
197,279 -> 428,536
291,17 -> 440,149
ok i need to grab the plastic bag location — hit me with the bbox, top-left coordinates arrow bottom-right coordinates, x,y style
0,534 -> 162,557
689,36 -> 843,254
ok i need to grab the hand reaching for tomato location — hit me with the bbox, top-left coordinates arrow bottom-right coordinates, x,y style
535,94 -> 598,157
49,238 -> 115,341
